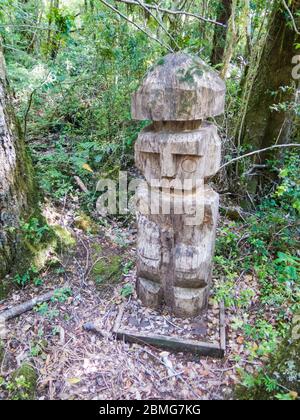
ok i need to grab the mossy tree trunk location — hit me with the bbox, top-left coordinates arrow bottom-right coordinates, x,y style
210,0 -> 232,66
0,49 -> 39,278
47,0 -> 60,60
239,0 -> 300,154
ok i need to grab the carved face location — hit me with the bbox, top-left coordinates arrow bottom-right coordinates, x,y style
135,124 -> 221,188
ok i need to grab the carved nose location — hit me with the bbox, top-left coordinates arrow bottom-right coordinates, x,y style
160,149 -> 176,178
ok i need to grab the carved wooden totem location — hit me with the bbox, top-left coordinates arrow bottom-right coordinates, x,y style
132,53 -> 226,318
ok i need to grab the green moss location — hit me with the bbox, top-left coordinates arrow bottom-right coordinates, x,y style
11,223 -> 76,279
92,243 -> 103,254
74,213 -> 98,233
53,225 -> 76,249
10,363 -> 38,400
92,255 -> 123,287
25,238 -> 56,270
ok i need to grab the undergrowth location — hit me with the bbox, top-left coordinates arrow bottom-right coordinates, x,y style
214,152 -> 300,399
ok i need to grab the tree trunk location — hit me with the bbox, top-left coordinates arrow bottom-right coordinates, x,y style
0,49 -> 38,278
47,0 -> 60,60
210,0 -> 232,65
235,0 -> 300,197
239,0 -> 300,153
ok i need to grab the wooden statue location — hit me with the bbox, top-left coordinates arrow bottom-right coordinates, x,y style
132,53 -> 226,318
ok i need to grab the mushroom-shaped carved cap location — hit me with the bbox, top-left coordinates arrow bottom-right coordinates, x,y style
132,53 -> 226,121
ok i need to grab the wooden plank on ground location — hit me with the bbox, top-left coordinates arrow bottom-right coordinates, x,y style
112,302 -> 226,359
219,301 -> 226,353
115,328 -> 224,358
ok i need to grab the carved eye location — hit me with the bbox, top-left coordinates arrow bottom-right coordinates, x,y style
181,158 -> 197,173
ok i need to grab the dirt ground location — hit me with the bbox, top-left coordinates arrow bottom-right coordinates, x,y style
0,202 -> 260,400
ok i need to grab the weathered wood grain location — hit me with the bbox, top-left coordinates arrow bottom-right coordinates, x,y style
132,53 -> 225,121
115,328 -> 224,358
132,52 -> 225,317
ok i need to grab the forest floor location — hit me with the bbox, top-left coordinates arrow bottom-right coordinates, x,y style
0,199 -> 264,400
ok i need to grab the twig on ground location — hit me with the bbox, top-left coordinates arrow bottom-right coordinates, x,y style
0,287 -> 69,322
78,237 -> 90,284
163,316 -> 184,330
74,176 -> 89,194
142,348 -> 200,399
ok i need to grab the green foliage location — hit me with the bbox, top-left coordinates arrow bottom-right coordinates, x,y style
120,284 -> 134,298
274,253 -> 300,284
92,255 -> 123,287
20,218 -> 50,246
177,62 -> 205,86
51,287 -> 72,303
34,302 -> 59,320
1,0 -> 219,217
216,154 -> 300,399
122,260 -> 134,275
275,153 -> 300,214
243,320 -> 279,357
3,363 -> 38,400
14,266 -> 39,287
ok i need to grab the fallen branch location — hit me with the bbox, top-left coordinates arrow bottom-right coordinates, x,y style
219,143 -> 300,171
74,176 -> 89,194
0,287 -> 68,322
114,0 -> 226,27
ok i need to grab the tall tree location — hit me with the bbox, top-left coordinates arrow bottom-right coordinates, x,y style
0,48 -> 39,278
238,0 -> 300,153
233,0 -> 300,196
210,0 -> 232,65
47,0 -> 60,59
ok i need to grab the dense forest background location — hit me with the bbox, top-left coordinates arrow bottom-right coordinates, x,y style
0,0 -> 299,400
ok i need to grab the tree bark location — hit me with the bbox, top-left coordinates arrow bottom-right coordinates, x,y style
239,0 -> 300,153
0,49 -> 38,278
234,0 -> 300,197
210,0 -> 232,65
47,0 -> 60,60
